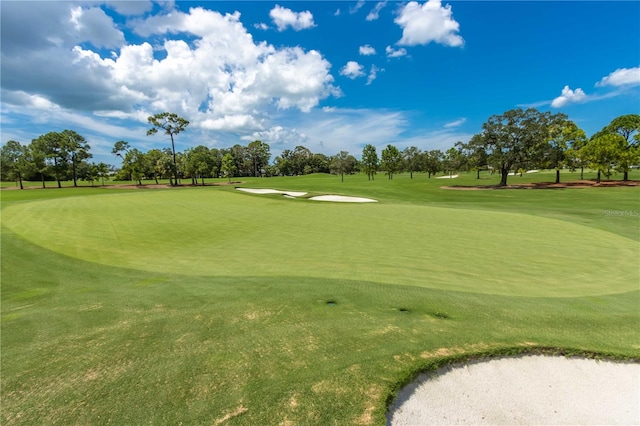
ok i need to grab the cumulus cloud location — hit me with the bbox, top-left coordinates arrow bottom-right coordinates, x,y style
359,45 -> 376,55
386,45 -> 408,58
254,22 -> 270,31
69,6 -> 125,49
1,4 -> 340,137
395,0 -> 463,47
596,67 -> 640,87
270,5 -> 315,31
366,1 -> 387,21
340,61 -> 366,79
551,85 -> 587,108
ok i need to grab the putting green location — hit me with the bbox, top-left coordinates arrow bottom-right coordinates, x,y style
2,189 -> 638,297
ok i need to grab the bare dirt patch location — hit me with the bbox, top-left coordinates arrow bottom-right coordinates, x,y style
442,180 -> 640,190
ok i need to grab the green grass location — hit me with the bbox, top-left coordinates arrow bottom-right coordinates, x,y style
2,171 -> 639,425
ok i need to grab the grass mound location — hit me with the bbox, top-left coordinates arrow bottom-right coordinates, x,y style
3,188 -> 637,296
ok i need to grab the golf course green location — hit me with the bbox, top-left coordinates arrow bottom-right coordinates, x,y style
1,171 -> 639,425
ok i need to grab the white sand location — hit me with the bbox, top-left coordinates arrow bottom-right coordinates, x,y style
235,188 -> 307,197
236,188 -> 377,203
526,169 -> 540,173
387,355 -> 640,425
436,174 -> 459,179
308,195 -> 377,203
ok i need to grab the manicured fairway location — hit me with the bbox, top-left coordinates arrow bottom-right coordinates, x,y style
2,188 -> 638,297
1,172 -> 639,425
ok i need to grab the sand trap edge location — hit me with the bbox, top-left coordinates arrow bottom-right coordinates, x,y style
236,188 -> 377,203
387,354 -> 640,425
308,195 -> 377,203
235,188 -> 307,197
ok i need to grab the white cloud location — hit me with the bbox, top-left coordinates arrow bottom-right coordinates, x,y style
104,1 -> 154,16
334,9 -> 341,16
77,8 -> 338,120
444,118 -> 466,128
340,61 -> 365,79
201,114 -> 263,131
596,67 -> 640,87
270,5 -> 315,31
395,0 -> 463,47
242,125 -> 309,147
350,0 -> 366,14
366,1 -> 388,21
386,45 -> 408,58
366,65 -> 383,85
69,6 -> 125,49
551,85 -> 587,108
254,23 -> 270,31
359,45 -> 376,56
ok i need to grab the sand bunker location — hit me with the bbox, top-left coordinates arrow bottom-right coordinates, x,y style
308,195 -> 377,203
387,355 -> 640,425
236,188 -> 377,203
436,174 -> 459,179
235,188 -> 307,197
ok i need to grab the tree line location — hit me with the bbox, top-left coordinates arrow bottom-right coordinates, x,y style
2,110 -> 638,188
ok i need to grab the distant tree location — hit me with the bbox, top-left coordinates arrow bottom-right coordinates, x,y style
112,140 -> 130,161
33,132 -> 68,188
95,162 -> 112,186
542,115 -> 587,184
459,135 -> 487,179
80,162 -> 98,186
475,108 -> 550,186
210,148 -> 222,178
158,148 -> 175,184
443,146 -> 465,177
422,149 -> 443,178
265,164 -> 280,177
606,114 -> 640,143
402,146 -> 421,179
274,149 -> 292,176
246,140 -> 271,177
229,144 -> 250,176
330,151 -> 351,182
1,140 -> 32,189
144,149 -> 165,184
381,144 -> 401,179
122,148 -> 147,185
147,112 -> 189,185
221,153 -> 236,183
292,145 -> 313,175
581,133 -> 626,183
604,114 -> 640,181
565,141 -> 588,180
309,153 -> 330,174
28,138 -> 49,188
112,141 -> 131,180
361,144 -> 379,181
62,130 -> 91,187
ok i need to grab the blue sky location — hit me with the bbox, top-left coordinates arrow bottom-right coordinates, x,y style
1,1 -> 639,166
